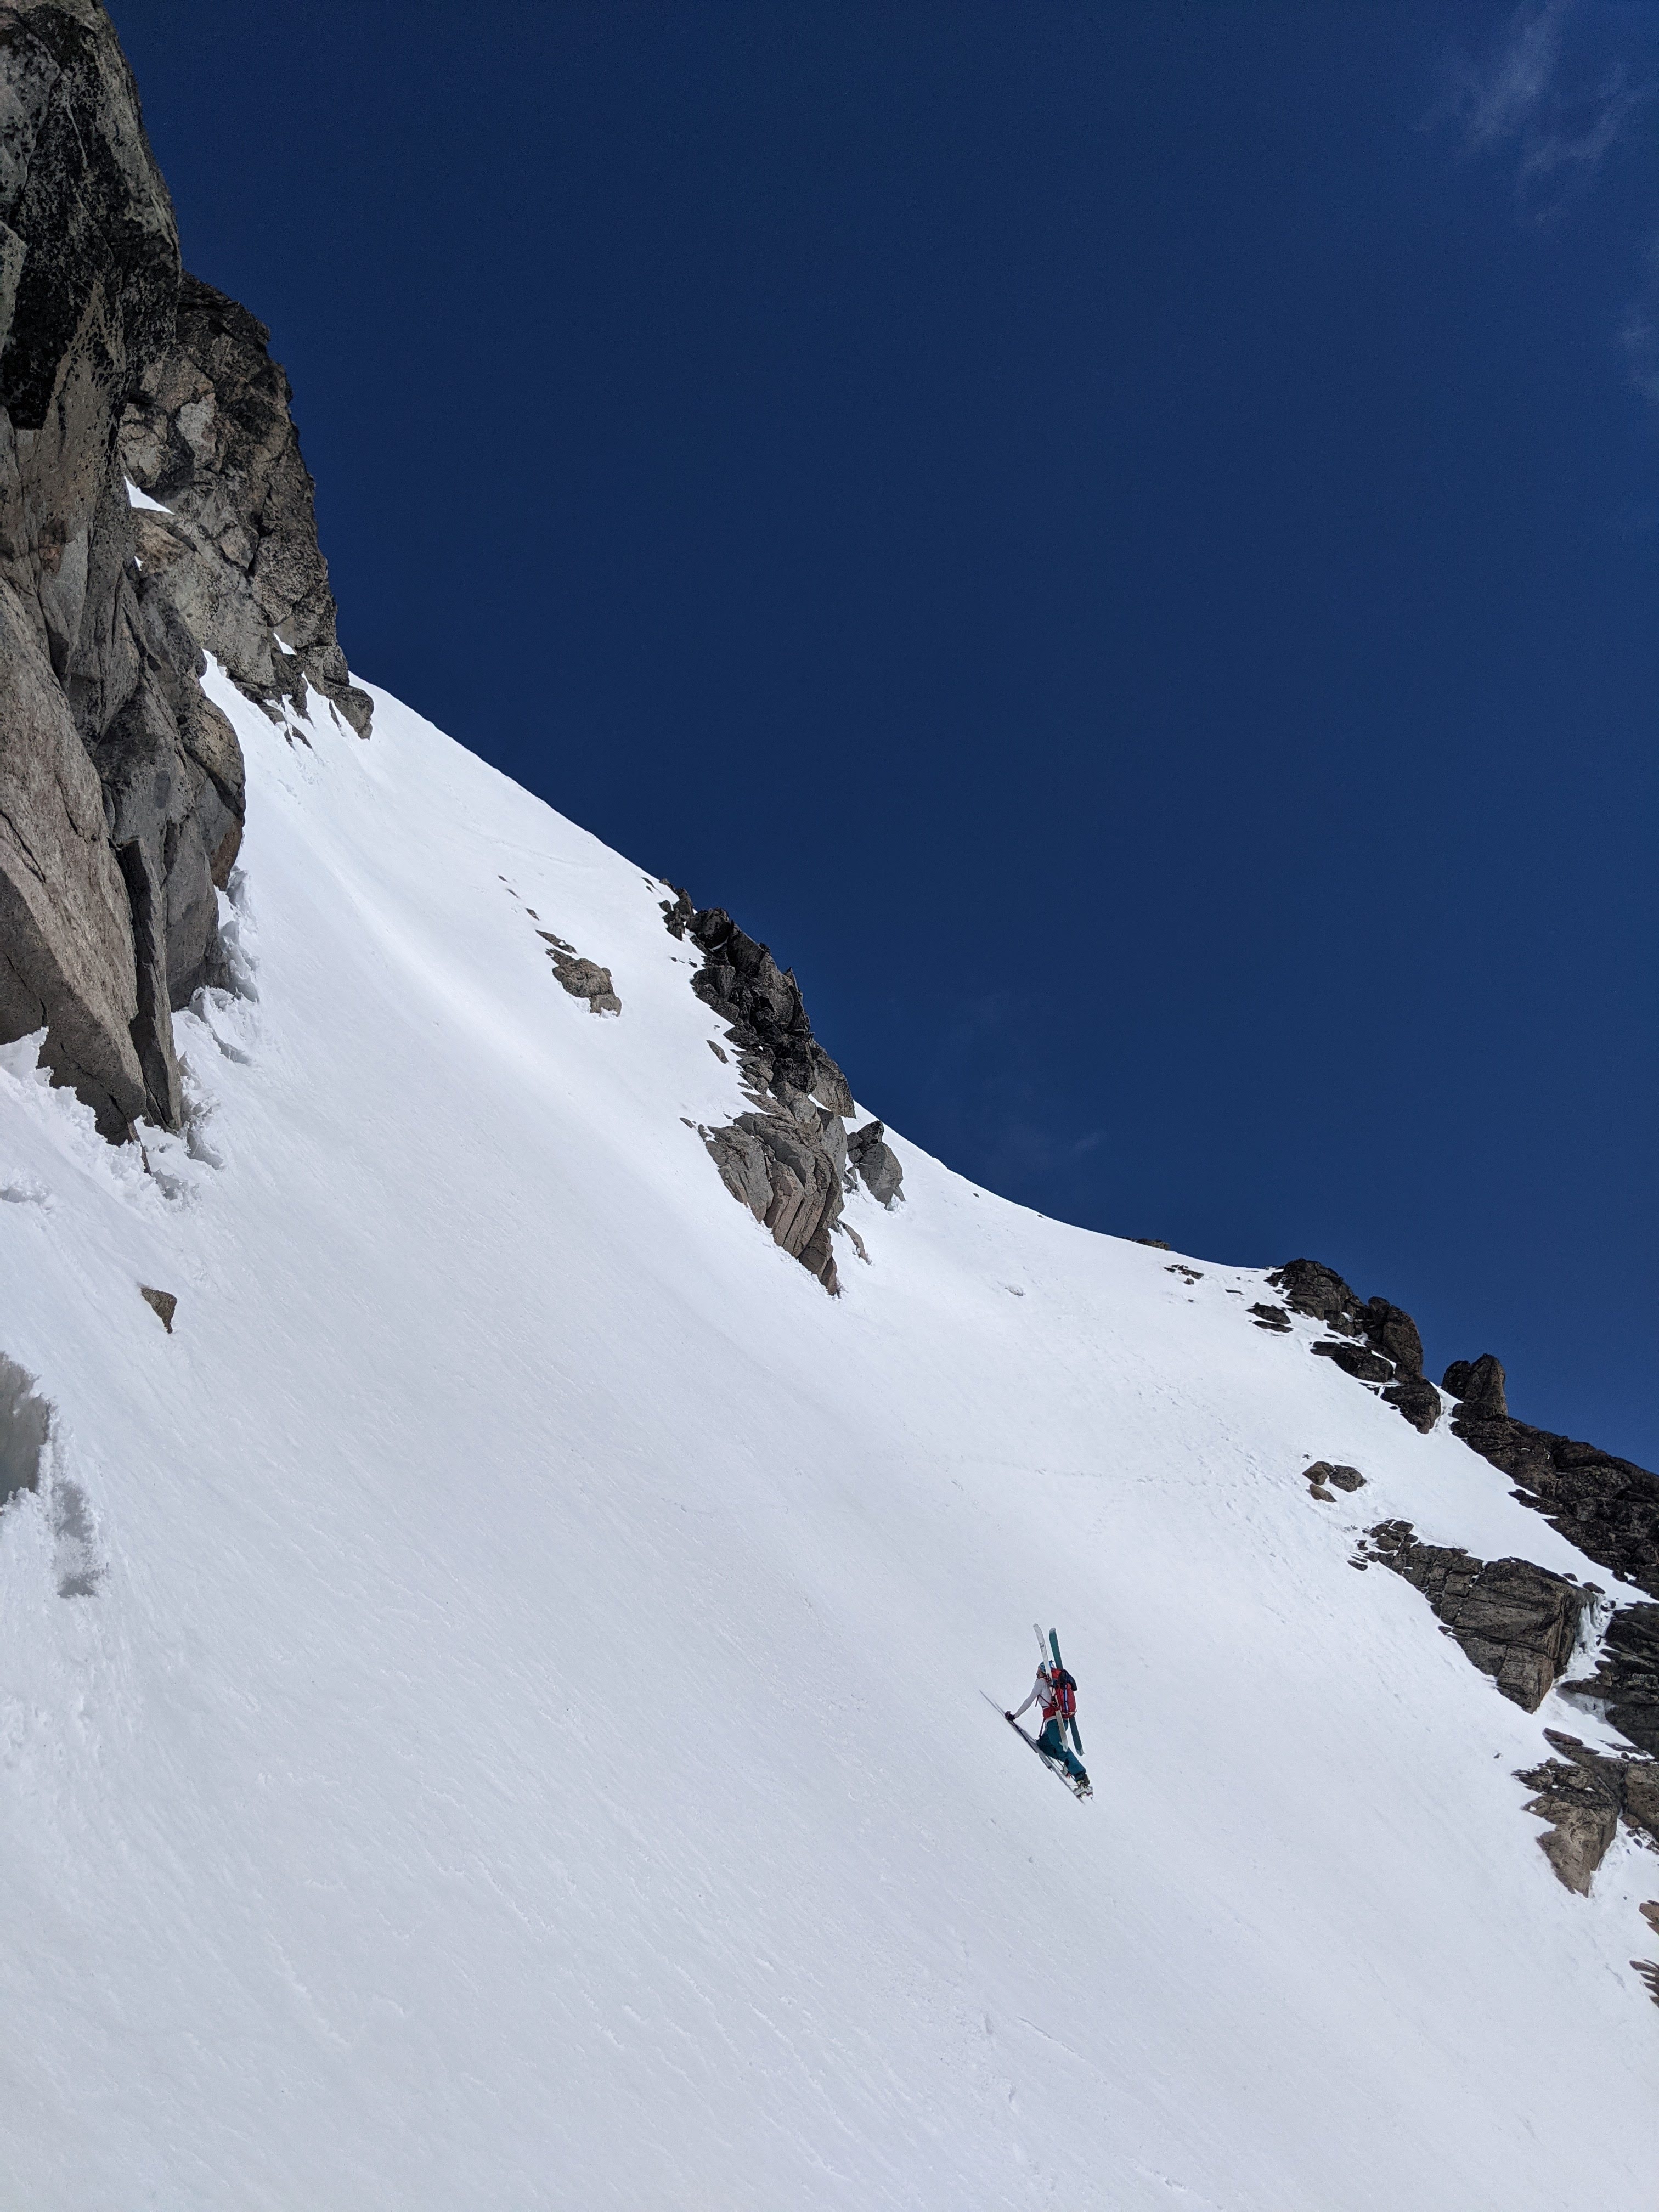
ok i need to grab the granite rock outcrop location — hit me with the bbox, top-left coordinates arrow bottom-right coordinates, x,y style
1515,1730 -> 1659,1895
1438,1353 -> 1659,1601
1360,1520 -> 1588,1712
662,889 -> 898,1291
119,275 -> 371,740
1267,1259 -> 1442,1434
0,1 -> 362,1136
1561,1602 -> 1659,1759
0,0 -> 187,1129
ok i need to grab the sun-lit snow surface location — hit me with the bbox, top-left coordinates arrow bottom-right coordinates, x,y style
1,672 -> 1652,2211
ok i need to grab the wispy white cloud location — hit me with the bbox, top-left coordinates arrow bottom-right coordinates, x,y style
1516,70 -> 1651,184
1618,238 -> 1659,408
1439,0 -> 1655,212
1436,1 -> 1659,409
1458,0 -> 1572,153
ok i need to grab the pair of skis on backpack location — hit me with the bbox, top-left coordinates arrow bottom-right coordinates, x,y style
1003,1623 -> 1092,1801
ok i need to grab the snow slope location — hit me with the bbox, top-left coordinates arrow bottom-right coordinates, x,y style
1,674 -> 1652,2210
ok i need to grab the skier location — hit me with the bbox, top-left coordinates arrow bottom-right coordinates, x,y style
1007,1658 -> 1091,1794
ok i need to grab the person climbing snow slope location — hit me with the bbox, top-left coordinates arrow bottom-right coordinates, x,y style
1007,1659 -> 1091,1795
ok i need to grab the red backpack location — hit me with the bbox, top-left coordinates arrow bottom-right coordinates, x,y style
1049,1667 -> 1077,1722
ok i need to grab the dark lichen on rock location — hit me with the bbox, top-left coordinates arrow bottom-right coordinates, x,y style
1360,1520 -> 1587,1713
1269,1260 -> 1442,1435
1438,1353 -> 1659,1602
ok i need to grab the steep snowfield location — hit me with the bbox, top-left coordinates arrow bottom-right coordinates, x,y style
1,676 -> 1652,2210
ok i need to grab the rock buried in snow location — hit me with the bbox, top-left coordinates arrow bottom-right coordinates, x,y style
1304,1462 -> 1365,1493
1249,1302 -> 1291,1331
140,1286 -> 177,1333
540,935 -> 620,1015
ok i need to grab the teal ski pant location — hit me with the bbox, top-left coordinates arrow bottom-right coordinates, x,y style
1039,1718 -> 1087,1782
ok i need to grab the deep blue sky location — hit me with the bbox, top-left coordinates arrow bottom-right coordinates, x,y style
112,1 -> 1659,1464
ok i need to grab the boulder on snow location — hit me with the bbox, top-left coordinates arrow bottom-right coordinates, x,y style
847,1120 -> 903,1208
1302,1462 -> 1365,1493
548,947 -> 620,1015
139,1285 -> 177,1333
1249,1302 -> 1291,1332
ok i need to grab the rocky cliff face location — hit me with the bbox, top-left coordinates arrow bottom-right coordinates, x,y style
0,0 -> 363,1137
119,275 -> 371,742
1276,1251 -> 1659,1895
1359,1520 -> 1589,1713
1438,1352 -> 1659,1601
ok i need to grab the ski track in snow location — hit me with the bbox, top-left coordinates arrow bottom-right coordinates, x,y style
0,665 -> 1653,2208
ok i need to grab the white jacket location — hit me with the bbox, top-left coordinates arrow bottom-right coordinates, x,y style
1010,1666 -> 1064,1730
